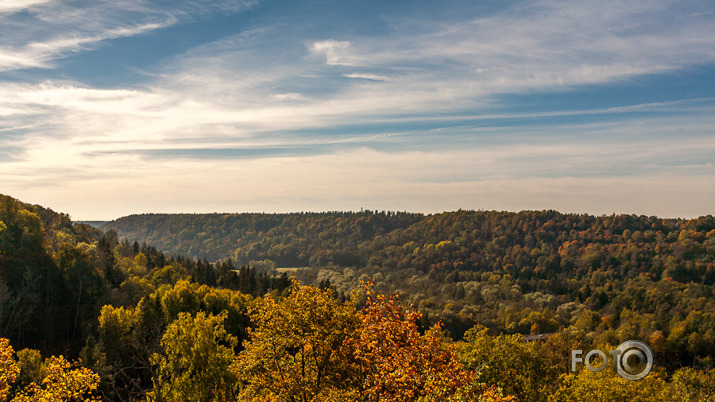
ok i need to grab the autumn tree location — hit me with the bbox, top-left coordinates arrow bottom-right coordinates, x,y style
235,282 -> 360,401
456,325 -> 564,401
0,337 -> 99,402
82,300 -> 164,401
15,348 -> 42,390
667,367 -> 715,401
0,338 -> 19,401
548,366 -> 670,402
353,285 -> 480,401
236,282 -> 512,401
11,356 -> 100,402
149,312 -> 239,402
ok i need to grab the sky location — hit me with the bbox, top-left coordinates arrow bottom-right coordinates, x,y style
1,0 -> 714,220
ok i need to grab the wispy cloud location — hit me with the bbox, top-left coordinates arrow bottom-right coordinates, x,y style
273,93 -> 309,102
0,21 -> 175,71
303,0 -> 715,104
344,73 -> 389,81
0,0 -> 51,14
0,0 -> 255,71
1,0 -> 714,218
310,40 -> 361,66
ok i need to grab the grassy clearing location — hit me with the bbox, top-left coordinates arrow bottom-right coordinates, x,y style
276,267 -> 309,273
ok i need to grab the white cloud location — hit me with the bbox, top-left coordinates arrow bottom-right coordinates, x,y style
273,92 -> 308,102
0,0 -> 256,71
0,0 -> 51,14
322,0 -> 715,97
0,49 -> 45,69
44,0 -> 707,134
1,0 -> 714,218
310,40 -> 361,66
344,73 -> 389,81
0,21 -> 175,71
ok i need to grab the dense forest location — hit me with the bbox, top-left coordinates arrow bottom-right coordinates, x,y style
0,194 -> 713,400
105,211 -> 715,362
102,212 -> 425,263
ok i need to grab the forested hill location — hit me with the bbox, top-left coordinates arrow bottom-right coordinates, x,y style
102,209 -> 715,375
2,194 -> 715,400
102,211 -> 424,263
103,210 -> 715,285
0,192 -> 289,357
0,194 -> 110,354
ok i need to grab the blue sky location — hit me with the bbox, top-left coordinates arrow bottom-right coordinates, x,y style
1,0 -> 714,220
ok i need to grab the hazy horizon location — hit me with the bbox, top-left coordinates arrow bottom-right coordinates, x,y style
2,0 -> 714,220
66,206 -> 711,224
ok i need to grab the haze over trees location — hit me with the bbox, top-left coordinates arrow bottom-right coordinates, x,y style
1,193 -> 714,401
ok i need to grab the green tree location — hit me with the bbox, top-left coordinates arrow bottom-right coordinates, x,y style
150,311 -> 239,402
457,325 -> 561,401
15,348 -> 42,390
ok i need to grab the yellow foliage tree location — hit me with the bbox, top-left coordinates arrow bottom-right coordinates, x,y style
234,282 -> 360,401
0,337 -> 100,402
11,356 -> 99,402
0,338 -> 19,401
667,367 -> 715,401
235,281 -> 513,401
548,366 -> 669,402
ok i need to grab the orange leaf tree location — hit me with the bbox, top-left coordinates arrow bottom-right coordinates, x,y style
353,283 -> 485,401
235,281 -> 511,401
